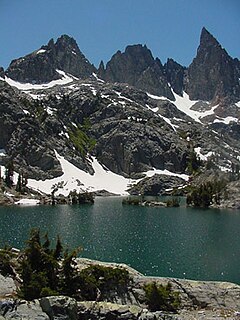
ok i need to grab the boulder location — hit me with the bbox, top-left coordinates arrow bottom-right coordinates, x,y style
3,300 -> 49,319
40,296 -> 78,320
0,275 -> 16,297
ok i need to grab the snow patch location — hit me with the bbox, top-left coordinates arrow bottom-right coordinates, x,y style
15,199 -> 40,205
147,93 -> 167,100
4,70 -> 73,90
36,49 -> 46,55
27,152 -> 137,196
0,149 -> 6,157
92,73 -> 105,83
194,147 -> 213,161
27,152 -> 189,196
173,92 -> 219,123
213,117 -> 238,124
144,168 -> 189,181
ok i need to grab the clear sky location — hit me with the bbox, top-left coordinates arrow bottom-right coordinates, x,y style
0,0 -> 239,69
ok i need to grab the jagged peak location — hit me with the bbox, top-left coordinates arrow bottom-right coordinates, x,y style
199,27 -> 221,49
124,44 -> 154,59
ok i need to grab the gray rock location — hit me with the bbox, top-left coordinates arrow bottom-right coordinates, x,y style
164,58 -> 186,96
0,275 -> 16,297
185,27 -> 240,102
5,35 -> 96,84
40,296 -> 78,320
128,174 -> 186,196
4,300 -> 49,319
0,67 -> 4,78
98,44 -> 174,99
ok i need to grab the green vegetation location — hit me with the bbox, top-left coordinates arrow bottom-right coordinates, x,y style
68,120 -> 96,157
186,179 -> 227,208
78,265 -> 131,301
122,197 -> 141,205
0,229 -> 131,302
166,197 -> 180,207
122,196 -> 180,207
144,282 -> 180,312
187,149 -> 202,175
69,190 -> 94,204
4,160 -> 14,188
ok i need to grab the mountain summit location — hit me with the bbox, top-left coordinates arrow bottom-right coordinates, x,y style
5,35 -> 96,84
185,27 -> 240,102
98,44 -> 174,99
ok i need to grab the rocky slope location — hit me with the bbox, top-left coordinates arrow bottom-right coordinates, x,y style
0,28 -> 239,197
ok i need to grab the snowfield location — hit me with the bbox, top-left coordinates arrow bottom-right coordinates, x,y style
3,70 -> 74,91
27,151 -> 189,196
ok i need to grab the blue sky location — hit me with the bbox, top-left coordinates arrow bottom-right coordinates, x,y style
0,0 -> 239,69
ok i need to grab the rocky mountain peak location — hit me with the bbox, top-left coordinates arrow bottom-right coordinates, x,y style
5,35 -> 96,84
185,27 -> 240,101
199,27 -> 220,49
98,44 -> 174,99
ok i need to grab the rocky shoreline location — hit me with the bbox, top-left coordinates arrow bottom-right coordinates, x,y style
0,258 -> 240,319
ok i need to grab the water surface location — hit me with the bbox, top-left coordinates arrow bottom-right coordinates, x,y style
0,197 -> 239,284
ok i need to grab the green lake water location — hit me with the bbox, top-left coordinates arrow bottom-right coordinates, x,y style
0,196 -> 240,284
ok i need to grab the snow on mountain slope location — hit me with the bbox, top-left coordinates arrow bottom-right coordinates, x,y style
148,90 -> 221,124
27,152 -> 188,196
2,70 -> 74,91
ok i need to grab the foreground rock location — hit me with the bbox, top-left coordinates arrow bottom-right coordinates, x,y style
1,259 -> 240,319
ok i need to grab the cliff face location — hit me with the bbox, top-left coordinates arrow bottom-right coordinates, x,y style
185,27 -> 240,102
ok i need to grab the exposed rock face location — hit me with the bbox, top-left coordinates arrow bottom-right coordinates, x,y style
185,27 -> 240,102
217,180 -> 240,209
40,296 -> 78,320
0,81 -> 62,179
5,35 -> 96,84
0,67 -> 4,78
164,58 -> 186,96
98,45 -> 174,99
0,275 -> 16,297
128,174 -> 186,195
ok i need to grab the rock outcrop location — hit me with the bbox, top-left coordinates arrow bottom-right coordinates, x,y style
128,174 -> 186,195
1,259 -> 240,319
5,35 -> 96,84
164,58 -> 186,96
0,67 -> 4,78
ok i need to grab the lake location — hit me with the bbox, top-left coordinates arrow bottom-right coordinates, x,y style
0,197 -> 240,284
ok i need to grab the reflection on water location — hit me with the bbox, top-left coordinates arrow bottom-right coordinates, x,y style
0,197 -> 240,284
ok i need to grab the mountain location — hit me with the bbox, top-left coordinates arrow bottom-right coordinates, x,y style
98,44 -> 174,99
185,27 -> 240,102
5,35 -> 96,84
0,28 -> 240,200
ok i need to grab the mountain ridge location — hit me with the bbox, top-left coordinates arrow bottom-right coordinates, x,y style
0,27 -> 240,200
